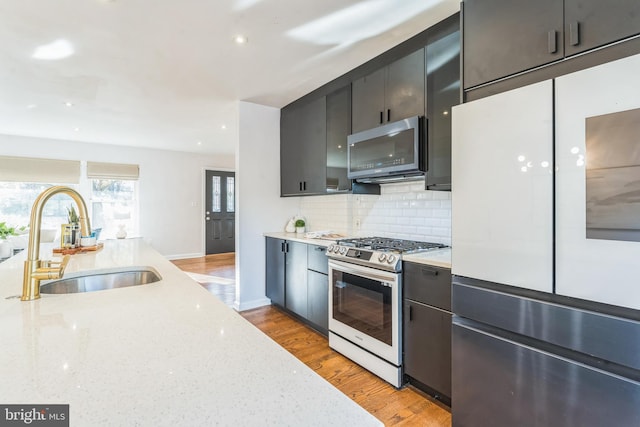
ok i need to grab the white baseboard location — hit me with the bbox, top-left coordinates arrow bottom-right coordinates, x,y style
164,252 -> 203,261
234,297 -> 271,312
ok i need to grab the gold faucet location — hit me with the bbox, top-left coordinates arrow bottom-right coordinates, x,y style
22,186 -> 91,301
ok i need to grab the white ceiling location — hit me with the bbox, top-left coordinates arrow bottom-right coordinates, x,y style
0,0 -> 459,156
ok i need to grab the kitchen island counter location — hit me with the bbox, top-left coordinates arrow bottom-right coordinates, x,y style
0,238 -> 381,426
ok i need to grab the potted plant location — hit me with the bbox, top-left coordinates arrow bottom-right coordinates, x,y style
0,222 -> 17,259
295,219 -> 306,234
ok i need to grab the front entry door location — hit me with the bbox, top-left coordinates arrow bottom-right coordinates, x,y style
205,170 -> 235,254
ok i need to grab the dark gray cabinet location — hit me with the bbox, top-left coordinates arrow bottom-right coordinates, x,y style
463,0 -> 640,89
352,49 -> 425,133
326,85 -> 352,192
265,238 -> 286,307
285,241 -> 308,317
265,237 -> 329,334
403,262 -> 452,403
404,300 -> 452,399
425,15 -> 460,191
265,237 -> 307,315
307,270 -> 328,333
280,96 -> 327,196
564,0 -> 640,57
307,244 -> 328,333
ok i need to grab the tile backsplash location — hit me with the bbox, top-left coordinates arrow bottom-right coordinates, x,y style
299,179 -> 451,245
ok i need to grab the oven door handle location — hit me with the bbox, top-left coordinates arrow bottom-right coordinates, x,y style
328,259 -> 399,283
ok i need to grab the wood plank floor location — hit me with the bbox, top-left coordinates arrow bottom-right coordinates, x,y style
173,254 -> 452,426
171,253 -> 235,279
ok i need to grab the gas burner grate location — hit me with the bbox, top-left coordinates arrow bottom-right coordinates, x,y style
336,237 -> 447,254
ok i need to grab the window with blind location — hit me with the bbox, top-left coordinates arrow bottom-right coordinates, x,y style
87,162 -> 139,240
0,156 -> 81,236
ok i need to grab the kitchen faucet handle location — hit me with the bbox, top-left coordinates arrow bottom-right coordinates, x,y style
57,255 -> 70,276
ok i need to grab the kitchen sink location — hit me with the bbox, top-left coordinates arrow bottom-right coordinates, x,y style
40,267 -> 162,294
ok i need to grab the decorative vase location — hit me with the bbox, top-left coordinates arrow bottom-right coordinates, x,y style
116,224 -> 127,239
296,226 -> 305,234
0,239 -> 12,259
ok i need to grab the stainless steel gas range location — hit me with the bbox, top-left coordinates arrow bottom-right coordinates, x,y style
326,237 -> 447,387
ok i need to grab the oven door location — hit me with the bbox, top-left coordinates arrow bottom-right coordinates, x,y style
328,259 -> 401,365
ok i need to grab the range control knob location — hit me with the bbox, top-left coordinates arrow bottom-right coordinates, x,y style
378,253 -> 387,262
387,254 -> 396,264
339,246 -> 347,255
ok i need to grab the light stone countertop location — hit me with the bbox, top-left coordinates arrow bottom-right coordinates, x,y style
402,248 -> 452,269
263,231 -> 339,247
0,238 -> 381,427
265,231 -> 451,269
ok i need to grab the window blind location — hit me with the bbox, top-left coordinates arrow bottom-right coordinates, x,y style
0,156 -> 81,184
86,162 -> 139,180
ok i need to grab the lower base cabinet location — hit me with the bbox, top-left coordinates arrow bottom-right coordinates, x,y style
307,270 -> 328,334
403,262 -> 452,404
284,241 -> 308,318
404,300 -> 452,400
265,237 -> 328,334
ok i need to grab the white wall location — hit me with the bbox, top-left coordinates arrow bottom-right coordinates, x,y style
235,101 -> 299,311
0,134 -> 234,257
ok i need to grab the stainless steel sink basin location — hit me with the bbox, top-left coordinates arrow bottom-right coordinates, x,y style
40,267 -> 162,294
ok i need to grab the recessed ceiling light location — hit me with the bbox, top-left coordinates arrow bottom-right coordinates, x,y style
64,102 -> 74,107
32,39 -> 75,60
221,124 -> 227,130
234,35 -> 248,44
26,104 -> 37,109
196,141 -> 202,146
74,127 -> 80,132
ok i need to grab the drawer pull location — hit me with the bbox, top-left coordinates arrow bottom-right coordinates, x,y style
421,268 -> 439,276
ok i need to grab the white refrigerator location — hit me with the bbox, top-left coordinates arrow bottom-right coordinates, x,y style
450,54 -> 640,426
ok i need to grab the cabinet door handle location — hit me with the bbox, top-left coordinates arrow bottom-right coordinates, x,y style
387,109 -> 391,122
379,111 -> 383,124
547,30 -> 557,53
281,242 -> 285,252
303,181 -> 307,191
285,242 -> 289,253
421,267 -> 439,276
409,304 -> 413,321
315,247 -> 326,252
569,22 -> 580,46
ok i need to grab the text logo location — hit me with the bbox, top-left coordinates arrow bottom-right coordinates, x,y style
0,405 -> 68,427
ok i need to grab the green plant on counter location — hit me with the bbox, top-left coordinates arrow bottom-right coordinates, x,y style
295,219 -> 305,228
0,222 -> 17,240
67,206 -> 79,224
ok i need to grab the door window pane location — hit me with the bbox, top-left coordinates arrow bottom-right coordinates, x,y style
226,177 -> 235,213
211,176 -> 221,213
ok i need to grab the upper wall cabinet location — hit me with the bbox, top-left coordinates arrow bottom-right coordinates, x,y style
425,16 -> 460,190
463,0 -> 640,89
564,0 -> 640,56
326,85 -> 352,192
280,97 -> 327,196
352,49 -> 425,133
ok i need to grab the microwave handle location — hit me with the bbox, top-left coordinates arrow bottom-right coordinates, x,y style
423,116 -> 429,172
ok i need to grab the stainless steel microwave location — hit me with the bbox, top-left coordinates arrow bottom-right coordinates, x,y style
347,116 -> 425,183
